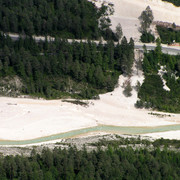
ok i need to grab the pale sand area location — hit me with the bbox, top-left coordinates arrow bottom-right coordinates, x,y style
91,0 -> 180,40
0,97 -> 97,140
0,68 -> 180,141
143,131 -> 180,140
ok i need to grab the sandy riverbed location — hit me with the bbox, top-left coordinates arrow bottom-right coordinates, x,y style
0,70 -> 180,141
0,0 -> 180,142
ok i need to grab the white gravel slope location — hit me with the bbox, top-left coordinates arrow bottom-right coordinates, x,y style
91,0 -> 180,40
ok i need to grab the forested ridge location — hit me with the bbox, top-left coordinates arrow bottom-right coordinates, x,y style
0,34 -> 134,99
0,0 -> 129,99
1,144 -> 180,179
136,40 -> 180,113
0,0 -> 117,40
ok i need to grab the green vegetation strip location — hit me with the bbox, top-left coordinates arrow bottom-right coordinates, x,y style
1,124 -> 180,145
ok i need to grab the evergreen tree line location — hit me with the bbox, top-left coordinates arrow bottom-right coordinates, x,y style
140,32 -> 155,43
139,6 -> 155,43
0,0 -> 117,40
0,146 -> 180,179
0,34 -> 134,99
136,41 -> 180,112
156,25 -> 180,44
162,0 -> 180,6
